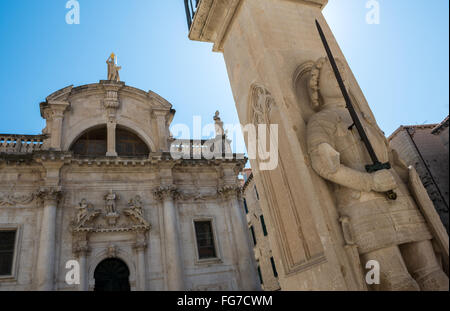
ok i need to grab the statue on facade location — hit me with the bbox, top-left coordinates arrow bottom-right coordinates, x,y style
72,198 -> 101,229
213,111 -> 224,137
106,53 -> 121,81
306,56 -> 449,291
76,198 -> 90,224
127,195 -> 143,215
104,190 -> 119,215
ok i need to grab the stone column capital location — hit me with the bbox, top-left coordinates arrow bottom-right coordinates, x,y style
217,185 -> 242,199
74,244 -> 90,257
37,186 -> 63,204
133,241 -> 147,251
44,100 -> 70,114
153,185 -> 180,201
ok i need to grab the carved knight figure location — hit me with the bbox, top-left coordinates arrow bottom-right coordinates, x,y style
106,53 -> 121,82
306,57 -> 449,291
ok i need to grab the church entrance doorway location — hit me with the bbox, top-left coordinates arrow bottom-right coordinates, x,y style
94,258 -> 131,291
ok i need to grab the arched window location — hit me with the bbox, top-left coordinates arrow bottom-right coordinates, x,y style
71,126 -> 150,157
116,127 -> 149,157
71,126 -> 107,157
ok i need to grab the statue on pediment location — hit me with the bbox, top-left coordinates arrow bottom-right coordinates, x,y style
107,53 -> 121,82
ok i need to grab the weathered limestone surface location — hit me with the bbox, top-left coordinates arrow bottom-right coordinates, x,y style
188,0 -> 449,290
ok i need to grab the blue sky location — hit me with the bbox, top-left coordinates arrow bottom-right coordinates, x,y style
0,0 -> 448,155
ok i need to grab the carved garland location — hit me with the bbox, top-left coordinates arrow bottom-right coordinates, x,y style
0,192 -> 36,207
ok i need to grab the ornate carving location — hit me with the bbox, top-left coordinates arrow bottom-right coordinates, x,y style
127,195 -> 143,215
133,231 -> 147,251
123,195 -> 150,230
177,190 -> 219,202
106,243 -> 117,258
217,185 -> 241,199
37,186 -> 63,204
153,185 -> 180,201
72,193 -> 150,233
101,78 -> 123,122
72,199 -> 101,229
73,238 -> 90,257
250,85 -> 274,126
0,192 -> 36,207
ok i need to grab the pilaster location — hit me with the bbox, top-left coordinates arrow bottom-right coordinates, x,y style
154,185 -> 185,290
36,186 -> 63,291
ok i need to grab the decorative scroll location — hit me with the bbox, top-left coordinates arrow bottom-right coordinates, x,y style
0,192 -> 36,207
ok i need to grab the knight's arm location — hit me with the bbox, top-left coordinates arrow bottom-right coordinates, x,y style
307,118 -> 378,192
309,142 -> 374,192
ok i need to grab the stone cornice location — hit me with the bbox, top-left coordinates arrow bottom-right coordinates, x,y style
242,172 -> 254,192
431,115 -> 449,135
1,151 -> 247,167
189,0 -> 328,52
45,85 -> 73,102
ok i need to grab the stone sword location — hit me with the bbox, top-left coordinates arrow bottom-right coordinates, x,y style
315,20 -> 397,200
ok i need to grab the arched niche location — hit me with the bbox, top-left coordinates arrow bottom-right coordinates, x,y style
70,125 -> 150,157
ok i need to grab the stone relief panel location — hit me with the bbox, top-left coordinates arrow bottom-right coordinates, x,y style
248,84 -> 325,276
71,192 -> 150,233
0,192 -> 36,207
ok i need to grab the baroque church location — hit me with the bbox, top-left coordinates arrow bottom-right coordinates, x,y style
0,54 -> 260,291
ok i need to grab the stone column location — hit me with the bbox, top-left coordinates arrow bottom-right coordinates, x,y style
134,231 -> 148,291
40,101 -> 70,151
219,185 -> 261,291
106,121 -> 118,157
73,235 -> 89,291
154,186 -> 185,290
36,187 -> 62,291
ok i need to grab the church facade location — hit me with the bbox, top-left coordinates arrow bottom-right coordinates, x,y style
0,59 -> 260,291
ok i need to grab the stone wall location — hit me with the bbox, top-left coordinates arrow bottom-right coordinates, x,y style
389,124 -> 449,232
242,171 -> 280,291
